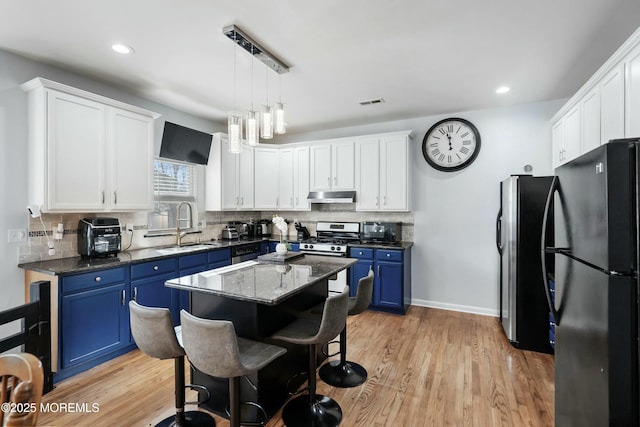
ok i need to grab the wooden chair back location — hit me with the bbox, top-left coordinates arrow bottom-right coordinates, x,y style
0,353 -> 44,427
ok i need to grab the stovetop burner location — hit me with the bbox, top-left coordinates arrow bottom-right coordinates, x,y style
299,221 -> 361,256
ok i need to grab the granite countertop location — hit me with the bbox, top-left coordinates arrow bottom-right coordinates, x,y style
17,238 -> 271,276
18,237 -> 412,276
165,254 -> 357,305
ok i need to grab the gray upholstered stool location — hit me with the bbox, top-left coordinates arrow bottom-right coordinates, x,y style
179,310 -> 287,427
320,270 -> 374,388
129,301 -> 215,427
271,287 -> 349,427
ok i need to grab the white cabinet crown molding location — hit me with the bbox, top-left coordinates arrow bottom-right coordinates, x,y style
21,77 -> 161,119
552,25 -> 640,122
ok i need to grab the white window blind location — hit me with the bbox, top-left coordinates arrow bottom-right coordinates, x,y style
153,159 -> 195,201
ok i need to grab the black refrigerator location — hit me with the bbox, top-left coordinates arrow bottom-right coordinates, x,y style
542,139 -> 639,426
497,175 -> 554,353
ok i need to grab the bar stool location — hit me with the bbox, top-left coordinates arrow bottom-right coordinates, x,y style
129,301 -> 215,427
271,287 -> 349,427
179,310 -> 287,427
319,270 -> 374,388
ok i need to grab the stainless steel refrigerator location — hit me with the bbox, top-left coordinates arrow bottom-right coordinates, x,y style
542,139 -> 639,425
497,175 -> 554,353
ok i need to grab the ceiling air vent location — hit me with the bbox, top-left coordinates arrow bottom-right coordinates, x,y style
359,98 -> 385,106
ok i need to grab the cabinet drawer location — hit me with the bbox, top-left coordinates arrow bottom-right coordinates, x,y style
375,249 -> 402,262
179,252 -> 208,270
349,247 -> 374,260
62,267 -> 127,294
208,248 -> 231,265
131,258 -> 177,280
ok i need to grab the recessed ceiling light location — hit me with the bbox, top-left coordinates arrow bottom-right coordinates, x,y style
496,86 -> 510,94
112,44 -> 134,55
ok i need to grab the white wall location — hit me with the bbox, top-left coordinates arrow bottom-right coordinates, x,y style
277,99 -> 565,316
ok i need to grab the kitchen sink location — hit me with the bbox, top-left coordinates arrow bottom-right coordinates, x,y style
156,244 -> 214,254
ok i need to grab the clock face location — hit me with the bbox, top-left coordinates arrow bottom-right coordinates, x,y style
422,118 -> 481,172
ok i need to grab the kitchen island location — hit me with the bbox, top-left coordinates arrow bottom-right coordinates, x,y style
164,254 -> 357,421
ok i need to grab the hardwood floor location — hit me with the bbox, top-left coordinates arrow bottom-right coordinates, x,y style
37,306 -> 554,426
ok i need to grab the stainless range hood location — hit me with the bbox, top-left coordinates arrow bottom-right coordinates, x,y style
307,191 -> 356,204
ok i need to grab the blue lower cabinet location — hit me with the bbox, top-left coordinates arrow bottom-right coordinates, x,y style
349,246 -> 411,314
131,258 -> 178,317
260,241 -> 269,254
57,266 -> 134,381
208,247 -> 231,268
177,252 -> 210,316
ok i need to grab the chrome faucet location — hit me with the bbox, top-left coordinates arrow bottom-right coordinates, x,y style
176,202 -> 193,246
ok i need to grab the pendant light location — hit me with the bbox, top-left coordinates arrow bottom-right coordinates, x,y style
223,25 -> 289,141
274,74 -> 286,134
246,55 -> 259,146
228,38 -> 242,153
261,67 -> 273,140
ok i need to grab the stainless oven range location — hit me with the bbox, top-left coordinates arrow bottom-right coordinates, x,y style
299,221 -> 360,291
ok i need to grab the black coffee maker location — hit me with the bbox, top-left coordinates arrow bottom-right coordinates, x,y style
295,221 -> 311,241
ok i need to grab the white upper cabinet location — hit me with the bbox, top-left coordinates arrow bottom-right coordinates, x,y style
110,108 -> 155,210
309,140 -> 355,191
580,87 -> 601,154
278,149 -> 295,210
21,78 -> 159,213
551,119 -> 566,169
600,63 -> 625,144
254,147 -> 280,209
206,134 -> 254,211
292,146 -> 310,210
355,132 -> 411,212
625,42 -> 640,138
551,27 -> 640,166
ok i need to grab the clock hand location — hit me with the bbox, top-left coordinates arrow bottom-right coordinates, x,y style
447,134 -> 453,151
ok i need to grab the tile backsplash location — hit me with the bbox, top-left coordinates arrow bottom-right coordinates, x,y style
21,204 -> 413,263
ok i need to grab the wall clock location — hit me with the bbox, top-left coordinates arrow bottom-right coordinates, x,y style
421,118 -> 481,172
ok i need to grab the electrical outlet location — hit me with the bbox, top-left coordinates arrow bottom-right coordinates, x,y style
7,228 -> 27,243
126,223 -> 134,232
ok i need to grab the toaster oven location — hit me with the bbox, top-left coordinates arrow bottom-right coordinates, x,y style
360,221 -> 401,244
78,218 -> 121,257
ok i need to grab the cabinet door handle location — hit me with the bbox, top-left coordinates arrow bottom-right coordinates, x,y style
327,177 -> 331,186
153,265 -> 159,271
377,265 -> 381,277
296,196 -> 299,205
290,197 -> 293,206
121,289 -> 126,306
95,276 -> 102,282
334,176 -> 337,186
102,191 -> 105,204
386,253 -> 391,257
133,286 -> 138,302
114,191 -> 117,205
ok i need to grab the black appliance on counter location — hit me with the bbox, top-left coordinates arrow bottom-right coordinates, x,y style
497,175 -> 554,353
360,221 -> 401,244
294,221 -> 311,241
542,139 -> 639,426
78,218 -> 121,258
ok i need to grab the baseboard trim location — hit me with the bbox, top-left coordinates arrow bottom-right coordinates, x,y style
411,298 -> 499,317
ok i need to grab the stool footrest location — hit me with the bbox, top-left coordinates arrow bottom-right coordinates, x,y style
224,401 -> 268,426
319,360 -> 368,388
184,383 -> 210,406
282,394 -> 342,427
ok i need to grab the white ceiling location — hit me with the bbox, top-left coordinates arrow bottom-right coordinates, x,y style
2,0 -> 640,135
